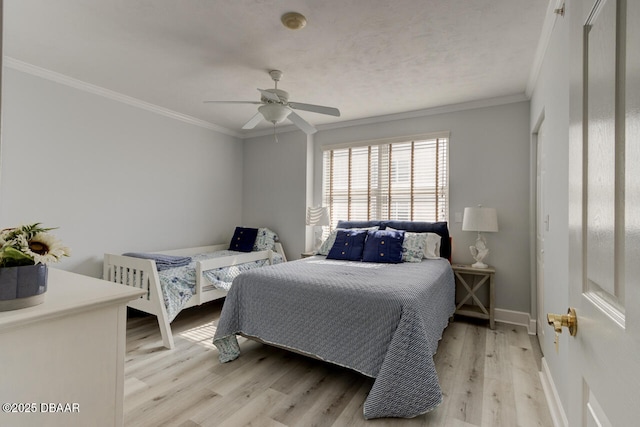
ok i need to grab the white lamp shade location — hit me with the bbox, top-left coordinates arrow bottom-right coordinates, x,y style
306,207 -> 330,226
462,207 -> 498,232
258,104 -> 291,124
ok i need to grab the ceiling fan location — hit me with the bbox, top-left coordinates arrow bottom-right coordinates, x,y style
204,70 -> 340,135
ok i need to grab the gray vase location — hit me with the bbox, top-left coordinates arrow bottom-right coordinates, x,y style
0,264 -> 48,311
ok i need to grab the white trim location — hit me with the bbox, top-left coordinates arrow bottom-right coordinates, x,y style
526,0 -> 565,97
539,357 -> 569,427
4,57 -> 241,138
530,110 -> 546,336
316,94 -> 528,132
494,308 -> 537,335
241,93 -> 528,139
6,56 -> 530,141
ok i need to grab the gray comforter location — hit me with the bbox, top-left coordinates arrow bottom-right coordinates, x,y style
213,256 -> 455,419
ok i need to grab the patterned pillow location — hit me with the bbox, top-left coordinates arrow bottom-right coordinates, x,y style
317,226 -> 379,256
424,232 -> 442,259
229,227 -> 259,252
362,229 -> 405,263
401,232 -> 428,262
326,229 -> 368,261
317,229 -> 339,256
253,228 -> 279,251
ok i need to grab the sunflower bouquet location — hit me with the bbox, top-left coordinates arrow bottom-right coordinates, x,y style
0,223 -> 70,268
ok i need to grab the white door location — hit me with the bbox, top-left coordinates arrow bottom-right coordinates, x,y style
567,0 -> 640,425
536,119 -> 547,352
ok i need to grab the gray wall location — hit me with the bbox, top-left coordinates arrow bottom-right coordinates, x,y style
244,101 -> 533,314
0,67 -> 244,277
241,129 -> 309,260
529,11 -> 570,416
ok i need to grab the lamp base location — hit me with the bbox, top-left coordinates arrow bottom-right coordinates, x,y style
313,227 -> 324,253
468,232 -> 490,269
471,261 -> 489,269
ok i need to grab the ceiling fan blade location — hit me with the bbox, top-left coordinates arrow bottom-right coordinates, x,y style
258,89 -> 282,102
203,100 -> 262,104
288,102 -> 340,117
242,112 -> 264,130
288,111 -> 317,135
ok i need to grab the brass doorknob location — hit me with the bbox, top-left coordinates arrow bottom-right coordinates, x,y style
547,308 -> 578,336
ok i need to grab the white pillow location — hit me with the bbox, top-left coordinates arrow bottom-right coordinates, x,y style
424,232 -> 442,259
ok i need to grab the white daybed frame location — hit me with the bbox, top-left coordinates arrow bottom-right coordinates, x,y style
103,242 -> 286,350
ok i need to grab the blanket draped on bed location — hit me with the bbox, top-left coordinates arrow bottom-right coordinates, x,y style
213,257 -> 455,419
154,251 -> 284,322
123,252 -> 192,271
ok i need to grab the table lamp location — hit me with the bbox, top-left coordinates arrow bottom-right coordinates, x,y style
306,207 -> 330,252
462,205 -> 498,268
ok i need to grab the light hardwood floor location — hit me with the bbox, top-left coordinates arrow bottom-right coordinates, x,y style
124,301 -> 553,427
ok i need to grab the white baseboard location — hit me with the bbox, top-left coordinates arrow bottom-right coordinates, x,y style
495,308 -> 537,334
539,357 -> 569,427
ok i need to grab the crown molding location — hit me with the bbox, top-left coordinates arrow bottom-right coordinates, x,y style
4,57 -> 241,138
319,94 -> 529,133
241,93 -> 529,139
525,0 -> 565,97
6,57 -> 530,141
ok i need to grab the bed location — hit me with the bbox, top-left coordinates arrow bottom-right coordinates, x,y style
213,220 -> 454,419
103,227 -> 286,350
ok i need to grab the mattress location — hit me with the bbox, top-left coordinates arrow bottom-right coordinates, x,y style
213,255 -> 455,419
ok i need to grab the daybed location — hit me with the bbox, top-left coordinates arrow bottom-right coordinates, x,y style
103,227 -> 286,349
213,220 -> 454,419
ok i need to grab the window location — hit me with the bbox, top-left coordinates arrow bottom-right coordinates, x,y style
322,134 -> 449,229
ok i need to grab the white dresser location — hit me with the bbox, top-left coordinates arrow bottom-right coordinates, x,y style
0,268 -> 144,427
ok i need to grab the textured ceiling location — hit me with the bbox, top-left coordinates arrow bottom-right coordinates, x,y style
4,0 -> 549,135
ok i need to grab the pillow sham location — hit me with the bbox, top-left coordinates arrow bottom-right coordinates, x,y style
326,229 -> 368,261
424,232 -> 442,259
383,221 -> 450,259
362,229 -> 405,263
229,226 -> 259,252
399,232 -> 428,262
317,229 -> 339,256
253,227 -> 278,251
387,226 -> 443,260
317,226 -> 379,256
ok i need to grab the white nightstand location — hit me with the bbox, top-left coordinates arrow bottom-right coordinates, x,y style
452,264 -> 495,329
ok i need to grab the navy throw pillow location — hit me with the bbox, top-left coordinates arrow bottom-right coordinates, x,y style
326,229 -> 368,261
229,226 -> 259,252
362,229 -> 405,263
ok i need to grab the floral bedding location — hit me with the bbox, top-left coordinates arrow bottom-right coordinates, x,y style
158,250 -> 284,322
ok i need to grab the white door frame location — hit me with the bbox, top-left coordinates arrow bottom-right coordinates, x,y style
532,113 -> 547,352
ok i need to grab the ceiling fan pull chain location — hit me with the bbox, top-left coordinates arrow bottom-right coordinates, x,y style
273,124 -> 279,143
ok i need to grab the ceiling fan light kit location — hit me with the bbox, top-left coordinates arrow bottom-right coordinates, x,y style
204,69 -> 340,135
258,104 -> 291,124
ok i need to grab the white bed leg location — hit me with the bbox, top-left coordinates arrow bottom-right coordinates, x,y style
147,263 -> 175,350
157,313 -> 175,350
